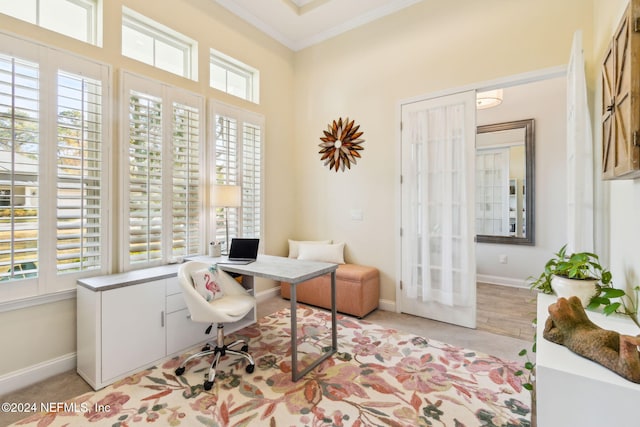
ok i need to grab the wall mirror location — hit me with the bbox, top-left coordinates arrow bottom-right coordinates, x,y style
475,118 -> 535,245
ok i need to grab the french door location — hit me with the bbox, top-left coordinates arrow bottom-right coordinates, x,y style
400,91 -> 477,328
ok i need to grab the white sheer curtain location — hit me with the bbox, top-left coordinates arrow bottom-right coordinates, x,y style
566,30 -> 594,253
404,102 -> 472,307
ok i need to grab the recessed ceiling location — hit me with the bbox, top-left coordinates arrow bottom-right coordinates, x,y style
215,0 -> 424,51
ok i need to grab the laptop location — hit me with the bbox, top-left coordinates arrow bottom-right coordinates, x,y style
218,238 -> 259,265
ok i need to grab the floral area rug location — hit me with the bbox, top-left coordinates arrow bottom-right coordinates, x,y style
13,306 -> 531,427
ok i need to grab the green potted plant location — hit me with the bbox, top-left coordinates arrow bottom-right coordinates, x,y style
529,244 -> 612,307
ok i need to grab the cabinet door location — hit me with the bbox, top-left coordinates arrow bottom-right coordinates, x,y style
101,280 -> 166,382
166,308 -> 208,355
602,0 -> 640,179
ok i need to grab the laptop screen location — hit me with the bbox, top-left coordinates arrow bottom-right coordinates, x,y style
228,238 -> 259,260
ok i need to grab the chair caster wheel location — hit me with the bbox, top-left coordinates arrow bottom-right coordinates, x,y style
203,380 -> 214,391
246,364 -> 255,374
202,344 -> 211,351
175,367 -> 185,376
241,344 -> 249,353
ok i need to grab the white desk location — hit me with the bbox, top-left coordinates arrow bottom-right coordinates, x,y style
192,255 -> 339,382
536,293 -> 640,426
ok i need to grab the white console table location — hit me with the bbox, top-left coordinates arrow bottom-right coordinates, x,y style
536,293 -> 640,426
76,264 -> 255,390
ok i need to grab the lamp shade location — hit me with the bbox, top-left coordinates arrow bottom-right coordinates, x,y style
213,185 -> 241,207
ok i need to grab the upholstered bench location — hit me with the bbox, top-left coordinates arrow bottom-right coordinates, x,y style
280,264 -> 379,318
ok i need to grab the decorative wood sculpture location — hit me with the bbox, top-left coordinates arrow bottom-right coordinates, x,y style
318,117 -> 365,172
543,296 -> 640,383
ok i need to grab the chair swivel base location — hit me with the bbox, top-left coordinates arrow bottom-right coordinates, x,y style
175,326 -> 255,391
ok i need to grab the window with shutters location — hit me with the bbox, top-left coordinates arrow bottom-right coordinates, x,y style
0,0 -> 101,46
211,102 -> 263,245
122,72 -> 204,270
0,55 -> 40,283
56,71 -> 104,274
0,33 -> 109,301
171,102 -> 201,259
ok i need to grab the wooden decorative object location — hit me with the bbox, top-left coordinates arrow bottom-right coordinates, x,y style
318,117 -> 365,172
602,0 -> 640,179
543,296 -> 640,383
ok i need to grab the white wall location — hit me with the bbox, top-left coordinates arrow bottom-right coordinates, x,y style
476,77 -> 568,287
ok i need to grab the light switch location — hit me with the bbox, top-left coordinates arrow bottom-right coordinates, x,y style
350,209 -> 363,221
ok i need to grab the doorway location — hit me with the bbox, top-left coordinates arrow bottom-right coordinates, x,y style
398,68 -> 570,328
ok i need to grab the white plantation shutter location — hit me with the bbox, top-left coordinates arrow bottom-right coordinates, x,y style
122,72 -> 204,269
171,102 -> 202,258
0,33 -> 110,301
0,55 -> 40,281
212,102 -> 263,244
242,122 -> 261,237
56,71 -> 103,274
127,90 -> 163,265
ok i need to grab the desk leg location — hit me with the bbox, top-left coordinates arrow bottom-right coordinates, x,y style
290,282 -> 299,381
330,270 -> 337,351
290,271 -> 338,382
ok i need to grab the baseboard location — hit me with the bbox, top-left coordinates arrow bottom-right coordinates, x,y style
0,352 -> 76,396
378,298 -> 396,312
256,285 -> 280,302
476,274 -> 529,289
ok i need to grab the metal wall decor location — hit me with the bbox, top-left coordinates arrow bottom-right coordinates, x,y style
318,117 -> 365,172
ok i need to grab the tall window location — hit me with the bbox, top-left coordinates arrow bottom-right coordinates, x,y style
210,49 -> 259,104
122,72 -> 204,270
122,7 -> 197,81
0,0 -> 100,46
211,102 -> 263,245
0,33 -> 109,301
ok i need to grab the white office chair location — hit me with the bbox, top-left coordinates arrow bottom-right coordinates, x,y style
174,261 -> 255,390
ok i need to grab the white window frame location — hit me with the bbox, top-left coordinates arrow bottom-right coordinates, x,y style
0,32 -> 111,303
122,7 -> 198,81
0,0 -> 102,46
209,101 -> 264,247
210,49 -> 259,104
120,71 -> 205,271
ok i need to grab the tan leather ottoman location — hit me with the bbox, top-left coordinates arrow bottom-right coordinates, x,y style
280,264 -> 379,318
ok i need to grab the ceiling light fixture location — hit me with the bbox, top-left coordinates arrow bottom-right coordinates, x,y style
476,89 -> 504,109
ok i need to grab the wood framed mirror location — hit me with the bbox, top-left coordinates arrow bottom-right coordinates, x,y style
475,119 -> 535,245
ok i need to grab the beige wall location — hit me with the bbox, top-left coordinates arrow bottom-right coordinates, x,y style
293,0 -> 594,303
0,0 -> 296,377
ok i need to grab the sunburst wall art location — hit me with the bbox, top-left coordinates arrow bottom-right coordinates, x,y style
318,117 -> 365,172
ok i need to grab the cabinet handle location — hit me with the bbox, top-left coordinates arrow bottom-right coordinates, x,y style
161,311 -> 165,327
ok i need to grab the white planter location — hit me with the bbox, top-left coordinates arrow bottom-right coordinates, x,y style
551,275 -> 598,307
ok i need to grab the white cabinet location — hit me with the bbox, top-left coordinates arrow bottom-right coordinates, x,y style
77,264 -> 255,390
536,294 -> 640,426
101,280 -> 166,381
